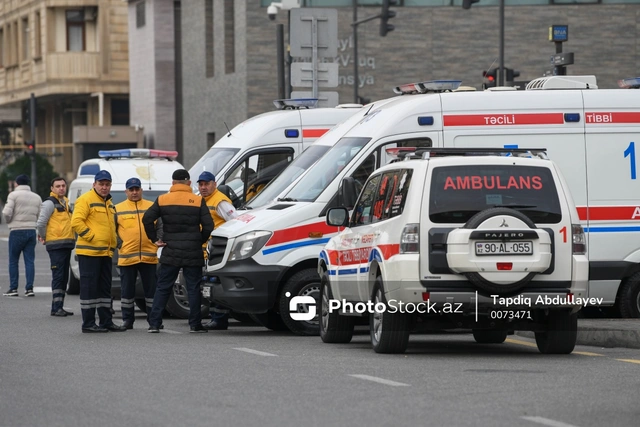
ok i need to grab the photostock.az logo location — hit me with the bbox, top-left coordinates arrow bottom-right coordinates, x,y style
286,292 -> 316,321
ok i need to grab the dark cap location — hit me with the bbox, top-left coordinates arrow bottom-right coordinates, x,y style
94,170 -> 112,182
172,169 -> 190,181
125,177 -> 142,189
197,171 -> 216,183
15,174 -> 30,185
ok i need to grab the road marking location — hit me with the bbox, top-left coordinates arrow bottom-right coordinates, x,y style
615,358 -> 640,365
0,237 -> 8,242
161,329 -> 182,334
573,351 -> 604,357
234,347 -> 278,357
34,287 -> 52,293
521,415 -> 580,427
505,338 -> 538,348
349,374 -> 410,387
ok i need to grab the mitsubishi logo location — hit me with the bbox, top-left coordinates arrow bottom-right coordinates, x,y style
499,219 -> 509,228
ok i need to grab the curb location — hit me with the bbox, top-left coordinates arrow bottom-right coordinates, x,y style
516,319 -> 640,350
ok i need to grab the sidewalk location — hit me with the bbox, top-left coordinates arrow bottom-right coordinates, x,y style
517,319 -> 640,349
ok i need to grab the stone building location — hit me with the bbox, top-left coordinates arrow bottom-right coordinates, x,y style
0,0 -> 134,179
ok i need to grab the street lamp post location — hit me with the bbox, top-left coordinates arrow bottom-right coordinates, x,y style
268,0 -> 301,98
464,0 -> 505,87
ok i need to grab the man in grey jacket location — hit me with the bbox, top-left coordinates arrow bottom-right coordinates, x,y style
2,174 -> 42,297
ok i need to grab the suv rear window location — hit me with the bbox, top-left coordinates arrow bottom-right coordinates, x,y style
429,165 -> 562,224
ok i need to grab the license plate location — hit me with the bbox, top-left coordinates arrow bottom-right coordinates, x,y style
202,286 -> 211,298
475,241 -> 533,256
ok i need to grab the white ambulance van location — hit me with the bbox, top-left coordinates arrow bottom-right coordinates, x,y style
188,99 -> 362,206
67,149 -> 184,313
203,76 -> 640,336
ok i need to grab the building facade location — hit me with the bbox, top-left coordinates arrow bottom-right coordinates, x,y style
0,0 -> 132,178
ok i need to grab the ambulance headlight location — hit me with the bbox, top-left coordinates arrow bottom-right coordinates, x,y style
229,231 -> 273,261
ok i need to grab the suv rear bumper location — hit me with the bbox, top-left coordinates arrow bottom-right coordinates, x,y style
202,258 -> 284,313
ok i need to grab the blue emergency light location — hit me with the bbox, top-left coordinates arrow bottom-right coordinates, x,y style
618,77 -> 640,89
98,149 -> 178,159
284,129 -> 300,138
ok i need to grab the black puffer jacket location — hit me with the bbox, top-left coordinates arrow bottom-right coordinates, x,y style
142,184 -> 214,267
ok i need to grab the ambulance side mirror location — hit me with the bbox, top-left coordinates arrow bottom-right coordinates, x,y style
326,207 -> 349,227
338,177 -> 358,209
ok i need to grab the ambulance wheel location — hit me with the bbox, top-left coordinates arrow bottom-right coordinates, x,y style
278,268 -> 321,336
165,270 -> 210,319
320,271 -> 354,344
370,276 -> 410,354
617,272 -> 640,318
463,207 -> 537,295
472,329 -> 508,344
67,268 -> 80,295
249,311 -> 289,331
534,310 -> 578,354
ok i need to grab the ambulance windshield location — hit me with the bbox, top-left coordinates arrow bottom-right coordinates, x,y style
247,144 -> 332,209
280,137 -> 371,203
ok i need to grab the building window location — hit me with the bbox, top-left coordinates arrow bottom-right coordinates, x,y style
111,99 -> 130,126
205,0 -> 214,78
13,21 -> 18,65
224,0 -> 235,74
21,17 -> 29,61
136,1 -> 146,28
34,11 -> 41,58
66,10 -> 85,51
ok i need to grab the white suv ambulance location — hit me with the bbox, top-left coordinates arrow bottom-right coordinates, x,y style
67,149 -> 183,313
203,76 -> 640,337
319,148 -> 589,354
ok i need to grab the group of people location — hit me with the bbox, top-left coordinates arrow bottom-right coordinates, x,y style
2,168 -> 238,334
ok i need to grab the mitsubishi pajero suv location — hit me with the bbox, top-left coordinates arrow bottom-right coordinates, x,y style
319,148 -> 589,354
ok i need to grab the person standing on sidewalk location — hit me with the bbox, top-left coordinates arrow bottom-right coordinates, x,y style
36,177 -> 75,316
142,169 -> 214,333
71,170 -> 126,333
115,177 -> 159,329
197,171 -> 238,330
2,174 -> 41,297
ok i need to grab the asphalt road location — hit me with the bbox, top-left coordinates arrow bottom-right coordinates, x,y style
1,231 -> 640,427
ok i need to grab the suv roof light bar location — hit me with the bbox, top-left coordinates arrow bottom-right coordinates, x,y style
98,149 -> 179,160
273,98 -> 319,110
393,80 -> 462,95
618,77 -> 640,89
389,147 -> 548,162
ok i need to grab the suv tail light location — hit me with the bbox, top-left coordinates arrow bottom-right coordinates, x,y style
572,224 -> 586,255
400,223 -> 420,253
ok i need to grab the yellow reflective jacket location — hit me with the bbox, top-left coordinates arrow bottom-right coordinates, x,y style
71,189 -> 117,257
205,190 -> 233,229
115,198 -> 158,266
44,192 -> 75,251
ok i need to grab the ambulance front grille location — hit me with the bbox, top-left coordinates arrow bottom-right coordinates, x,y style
208,237 -> 228,266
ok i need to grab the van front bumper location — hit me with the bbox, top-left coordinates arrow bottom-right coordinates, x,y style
201,258 -> 284,313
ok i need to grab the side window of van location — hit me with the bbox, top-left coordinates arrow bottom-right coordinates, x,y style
225,149 -> 294,204
352,174 -> 381,227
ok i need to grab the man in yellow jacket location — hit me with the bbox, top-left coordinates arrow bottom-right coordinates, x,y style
115,177 -> 159,330
197,171 -> 238,330
36,177 -> 76,317
71,170 -> 127,333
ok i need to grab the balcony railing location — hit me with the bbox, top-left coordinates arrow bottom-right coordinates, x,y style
46,52 -> 99,80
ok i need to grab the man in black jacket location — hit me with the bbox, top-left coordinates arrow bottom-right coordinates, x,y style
142,169 -> 214,333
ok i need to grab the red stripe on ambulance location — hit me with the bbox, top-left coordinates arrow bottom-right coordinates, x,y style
577,206 -> 640,221
266,221 -> 339,246
302,129 -> 329,138
443,113 -> 565,127
585,112 -> 640,124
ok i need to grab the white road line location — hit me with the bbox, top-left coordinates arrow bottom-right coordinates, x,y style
349,374 -> 410,387
161,329 -> 182,334
34,287 -> 52,293
233,347 -> 278,357
521,416 -> 580,427
0,238 -> 8,242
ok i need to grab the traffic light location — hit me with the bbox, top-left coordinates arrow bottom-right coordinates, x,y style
23,140 -> 34,156
462,0 -> 480,9
380,0 -> 397,37
482,68 -> 497,89
506,68 -> 520,83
